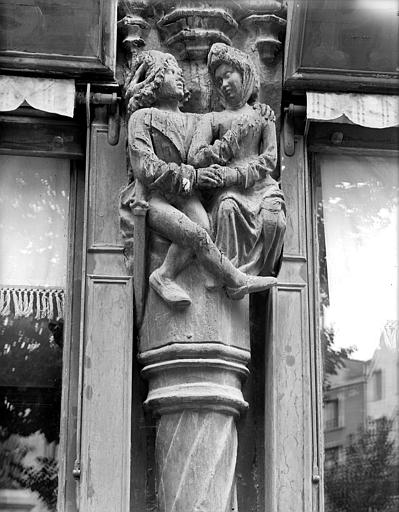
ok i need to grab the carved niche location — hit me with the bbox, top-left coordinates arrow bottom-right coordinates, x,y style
118,1 -> 287,510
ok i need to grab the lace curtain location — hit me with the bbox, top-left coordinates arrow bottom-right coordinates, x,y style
0,156 -> 70,320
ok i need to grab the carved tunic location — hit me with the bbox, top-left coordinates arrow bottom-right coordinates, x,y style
188,107 -> 286,276
128,107 -> 198,200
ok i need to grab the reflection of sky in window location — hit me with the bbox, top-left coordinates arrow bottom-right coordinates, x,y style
320,154 -> 398,361
0,156 -> 70,287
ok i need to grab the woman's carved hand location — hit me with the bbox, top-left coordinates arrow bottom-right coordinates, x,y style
196,167 -> 224,188
253,102 -> 276,122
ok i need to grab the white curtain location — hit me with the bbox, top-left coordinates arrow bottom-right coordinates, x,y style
0,156 -> 70,319
0,76 -> 75,117
307,92 -> 399,128
319,154 -> 398,360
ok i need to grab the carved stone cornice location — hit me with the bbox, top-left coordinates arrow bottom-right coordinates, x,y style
241,14 -> 287,63
157,7 -> 238,60
117,0 -> 288,63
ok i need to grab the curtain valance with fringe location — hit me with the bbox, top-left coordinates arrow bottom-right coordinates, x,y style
0,287 -> 64,321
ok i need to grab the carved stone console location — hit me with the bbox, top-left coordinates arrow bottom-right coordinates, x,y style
242,14 -> 287,63
157,6 -> 238,60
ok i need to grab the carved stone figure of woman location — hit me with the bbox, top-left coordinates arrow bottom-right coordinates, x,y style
120,49 -> 277,311
188,43 -> 286,278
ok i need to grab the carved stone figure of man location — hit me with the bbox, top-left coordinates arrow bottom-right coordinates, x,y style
188,43 -> 286,278
120,50 -> 277,310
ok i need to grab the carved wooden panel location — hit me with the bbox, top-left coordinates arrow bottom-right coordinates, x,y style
78,111 -> 134,512
266,136 -> 322,511
87,117 -> 126,256
79,275 -> 133,512
272,284 -> 312,511
281,144 -> 306,258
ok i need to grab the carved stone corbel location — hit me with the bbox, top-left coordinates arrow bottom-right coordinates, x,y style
117,0 -> 150,52
241,14 -> 286,63
157,7 -> 238,60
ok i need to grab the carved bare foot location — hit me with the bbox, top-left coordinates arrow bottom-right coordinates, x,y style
149,268 -> 192,308
226,275 -> 277,300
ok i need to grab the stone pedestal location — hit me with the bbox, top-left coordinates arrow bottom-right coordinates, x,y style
139,261 -> 250,511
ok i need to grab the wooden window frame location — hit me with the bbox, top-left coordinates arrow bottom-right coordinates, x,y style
0,0 -> 117,79
284,0 -> 399,93
0,108 -> 85,512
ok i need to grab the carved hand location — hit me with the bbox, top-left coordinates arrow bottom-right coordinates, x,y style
196,167 -> 225,188
253,102 -> 276,122
209,164 -> 240,187
196,165 -> 239,189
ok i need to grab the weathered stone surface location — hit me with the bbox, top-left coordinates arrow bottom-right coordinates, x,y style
118,6 -> 287,507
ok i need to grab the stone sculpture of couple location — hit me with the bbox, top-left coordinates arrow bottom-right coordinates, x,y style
120,43 -> 286,312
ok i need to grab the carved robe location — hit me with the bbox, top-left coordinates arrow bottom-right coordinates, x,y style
188,107 -> 286,277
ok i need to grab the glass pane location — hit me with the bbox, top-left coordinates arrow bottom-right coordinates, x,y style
302,0 -> 399,73
0,156 -> 70,511
316,153 -> 399,511
0,0 -> 101,57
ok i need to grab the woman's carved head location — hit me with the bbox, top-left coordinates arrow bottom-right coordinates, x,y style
208,43 -> 259,109
125,50 -> 189,114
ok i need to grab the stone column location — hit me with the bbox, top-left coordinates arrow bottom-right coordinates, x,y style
139,262 -> 250,512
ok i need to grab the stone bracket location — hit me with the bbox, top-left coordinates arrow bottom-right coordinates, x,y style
242,14 -> 287,63
157,7 -> 238,59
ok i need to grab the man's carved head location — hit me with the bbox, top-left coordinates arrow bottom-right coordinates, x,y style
125,50 -> 189,114
208,43 -> 259,109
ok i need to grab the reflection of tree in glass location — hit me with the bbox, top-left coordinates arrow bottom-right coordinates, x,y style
0,165 -> 69,287
325,417 -> 398,512
0,316 -> 62,442
322,329 -> 354,391
322,173 -> 398,235
9,455 -> 58,511
0,316 -> 62,510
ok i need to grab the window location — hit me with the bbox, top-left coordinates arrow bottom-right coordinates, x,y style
0,146 -> 83,512
324,399 -> 339,430
325,446 -> 341,468
312,141 -> 399,512
285,0 -> 399,91
0,156 -> 69,510
372,370 -> 383,401
0,0 -> 117,77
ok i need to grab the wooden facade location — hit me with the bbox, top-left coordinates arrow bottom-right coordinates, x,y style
0,1 -> 397,511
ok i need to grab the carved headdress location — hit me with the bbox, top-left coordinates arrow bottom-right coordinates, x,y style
208,43 -> 259,109
124,50 -> 189,114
